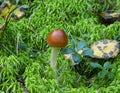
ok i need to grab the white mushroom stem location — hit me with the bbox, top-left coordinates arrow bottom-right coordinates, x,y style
50,47 -> 58,69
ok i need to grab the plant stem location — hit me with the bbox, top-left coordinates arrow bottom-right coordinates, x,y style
50,47 -> 58,70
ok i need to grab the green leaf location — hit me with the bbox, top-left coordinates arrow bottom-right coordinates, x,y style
72,53 -> 81,63
11,4 -> 29,20
108,73 -> 115,79
98,70 -> 108,79
103,61 -> 113,69
90,62 -> 102,69
62,48 -> 74,54
82,48 -> 93,56
77,40 -> 87,50
103,61 -> 110,67
18,43 -> 28,50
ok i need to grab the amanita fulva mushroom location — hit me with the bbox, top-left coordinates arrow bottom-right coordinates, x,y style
46,29 -> 68,70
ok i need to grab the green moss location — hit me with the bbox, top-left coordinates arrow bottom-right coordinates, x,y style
0,0 -> 120,92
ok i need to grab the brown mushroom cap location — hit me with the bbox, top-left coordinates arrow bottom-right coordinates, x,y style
46,29 -> 68,48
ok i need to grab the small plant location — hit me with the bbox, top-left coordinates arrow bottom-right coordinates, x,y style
62,39 -> 95,78
62,39 -> 93,65
90,61 -> 115,79
62,38 -> 116,88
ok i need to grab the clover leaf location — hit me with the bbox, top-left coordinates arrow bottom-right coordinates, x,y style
82,48 -> 93,56
62,48 -> 74,54
72,53 -> 81,63
77,40 -> 87,50
90,62 -> 102,69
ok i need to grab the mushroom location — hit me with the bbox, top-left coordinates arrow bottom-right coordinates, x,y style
46,29 -> 68,70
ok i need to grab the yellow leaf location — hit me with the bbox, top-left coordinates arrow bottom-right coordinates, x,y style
0,0 -> 16,19
12,9 -> 24,19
